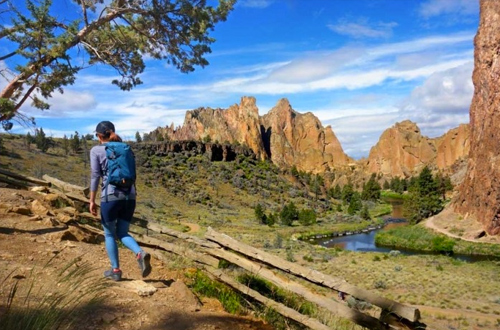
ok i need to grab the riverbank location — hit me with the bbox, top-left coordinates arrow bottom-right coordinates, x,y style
374,205 -> 500,257
423,206 -> 500,244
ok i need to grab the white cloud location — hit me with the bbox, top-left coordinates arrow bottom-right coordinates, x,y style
328,18 -> 398,39
399,62 -> 473,116
418,0 -> 479,19
239,0 -> 274,9
367,33 -> 473,58
267,47 -> 364,83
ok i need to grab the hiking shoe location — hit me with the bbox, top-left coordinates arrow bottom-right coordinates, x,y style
104,269 -> 122,281
137,251 -> 151,278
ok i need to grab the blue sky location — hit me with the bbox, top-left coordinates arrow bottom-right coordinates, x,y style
1,0 -> 478,159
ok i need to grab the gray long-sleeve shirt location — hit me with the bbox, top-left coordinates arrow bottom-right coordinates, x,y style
90,144 -> 136,201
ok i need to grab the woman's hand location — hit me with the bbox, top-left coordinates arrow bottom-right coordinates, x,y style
89,191 -> 98,216
90,200 -> 98,216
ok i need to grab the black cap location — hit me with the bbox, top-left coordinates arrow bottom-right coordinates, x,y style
95,121 -> 115,135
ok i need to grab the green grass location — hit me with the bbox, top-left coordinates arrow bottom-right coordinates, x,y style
375,225 -> 500,257
186,269 -> 245,315
380,190 -> 407,200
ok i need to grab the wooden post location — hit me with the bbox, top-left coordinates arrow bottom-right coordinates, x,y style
204,267 -> 334,330
205,227 -> 420,323
0,168 -> 50,186
42,174 -> 89,196
204,246 -> 391,329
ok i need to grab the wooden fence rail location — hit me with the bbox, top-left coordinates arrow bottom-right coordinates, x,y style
1,171 -> 425,329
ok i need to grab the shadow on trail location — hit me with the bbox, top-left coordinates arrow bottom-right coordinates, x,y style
145,311 -> 274,330
0,225 -> 66,235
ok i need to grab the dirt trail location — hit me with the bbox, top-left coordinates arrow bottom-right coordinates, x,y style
422,206 -> 500,244
0,187 -> 272,330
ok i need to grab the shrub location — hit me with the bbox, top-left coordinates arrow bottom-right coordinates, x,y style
374,280 -> 387,289
298,208 -> 316,226
280,202 -> 298,226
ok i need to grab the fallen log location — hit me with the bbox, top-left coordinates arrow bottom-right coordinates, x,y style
0,175 -> 29,188
0,168 -> 50,186
206,228 -> 420,323
147,221 -> 220,249
204,246 -> 391,329
42,174 -> 89,197
204,266 -> 333,330
139,235 -> 219,269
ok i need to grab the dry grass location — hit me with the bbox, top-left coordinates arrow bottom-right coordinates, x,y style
2,134 -> 500,330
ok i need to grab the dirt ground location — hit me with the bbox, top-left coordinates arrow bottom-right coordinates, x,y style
423,205 -> 500,244
0,187 -> 273,330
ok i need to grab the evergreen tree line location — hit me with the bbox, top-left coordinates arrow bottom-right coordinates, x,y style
254,202 -> 317,227
22,130 -> 93,155
403,166 -> 452,224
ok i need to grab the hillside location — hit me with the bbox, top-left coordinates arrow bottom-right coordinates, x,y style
2,133 -> 500,330
0,186 -> 272,330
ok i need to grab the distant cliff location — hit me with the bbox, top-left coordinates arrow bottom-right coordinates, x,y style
152,97 -> 469,180
158,96 -> 352,173
364,121 -> 469,177
455,0 -> 500,235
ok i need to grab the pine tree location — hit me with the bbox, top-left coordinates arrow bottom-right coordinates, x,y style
254,204 -> 266,224
403,166 -> 443,224
361,173 -> 381,200
71,132 -> 80,154
62,134 -> 69,155
0,0 -> 235,128
135,131 -> 143,143
34,128 -> 49,152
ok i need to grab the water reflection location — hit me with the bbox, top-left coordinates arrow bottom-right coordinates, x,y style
315,198 -> 498,262
317,223 -> 404,253
315,222 -> 498,263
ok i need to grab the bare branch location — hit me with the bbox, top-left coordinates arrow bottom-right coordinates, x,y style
0,50 -> 16,61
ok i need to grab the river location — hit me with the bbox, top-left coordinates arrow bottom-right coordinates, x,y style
313,198 -> 497,262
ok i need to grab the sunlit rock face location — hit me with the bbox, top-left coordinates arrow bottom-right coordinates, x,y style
159,96 -> 351,173
261,98 -> 352,173
364,121 -> 469,178
435,124 -> 470,170
365,121 -> 436,177
160,96 -> 267,160
455,0 -> 500,235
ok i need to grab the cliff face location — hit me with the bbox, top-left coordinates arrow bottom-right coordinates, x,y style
435,124 -> 470,170
365,121 -> 469,177
261,99 -> 352,173
161,96 -> 267,160
160,97 -> 351,173
155,97 -> 469,179
455,0 -> 500,235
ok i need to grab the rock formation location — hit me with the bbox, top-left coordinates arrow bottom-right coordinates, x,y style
364,121 -> 469,177
434,124 -> 470,170
261,98 -> 352,173
158,97 -> 352,173
160,96 -> 267,160
365,121 -> 436,177
152,97 -> 469,179
455,0 -> 500,235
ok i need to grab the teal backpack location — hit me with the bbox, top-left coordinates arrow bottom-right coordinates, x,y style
104,142 -> 136,196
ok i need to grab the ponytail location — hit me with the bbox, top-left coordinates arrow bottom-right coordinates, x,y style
108,131 -> 122,142
96,130 -> 122,142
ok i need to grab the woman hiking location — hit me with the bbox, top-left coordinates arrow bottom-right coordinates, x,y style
89,120 -> 151,281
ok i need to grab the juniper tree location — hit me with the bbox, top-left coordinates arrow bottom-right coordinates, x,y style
0,0 -> 235,128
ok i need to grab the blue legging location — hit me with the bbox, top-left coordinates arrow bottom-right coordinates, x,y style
100,199 -> 141,269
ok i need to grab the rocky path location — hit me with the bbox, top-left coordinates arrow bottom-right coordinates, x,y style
0,187 -> 272,330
